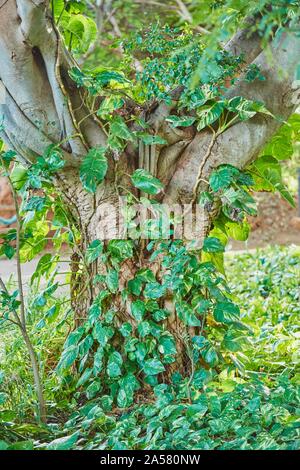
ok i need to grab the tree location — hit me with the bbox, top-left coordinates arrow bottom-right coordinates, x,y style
0,1 -> 299,407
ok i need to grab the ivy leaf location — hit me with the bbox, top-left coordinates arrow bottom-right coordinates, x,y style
67,15 -> 97,53
131,300 -> 145,321
131,169 -> 164,195
203,237 -> 225,253
166,115 -> 196,128
158,334 -> 177,356
143,358 -> 165,376
106,269 -> 119,293
86,380 -> 102,399
110,116 -> 134,141
107,351 -> 123,378
209,165 -> 240,192
176,301 -> 201,327
47,432 -> 79,451
119,322 -> 132,338
226,97 -> 273,121
97,96 -> 124,119
225,220 -> 250,242
138,134 -> 167,145
196,102 -> 224,131
76,368 -> 92,388
85,240 -> 103,265
56,346 -> 79,371
95,71 -> 129,87
117,374 -> 140,408
137,321 -> 151,337
108,240 -> 134,261
80,147 -> 108,193
144,282 -> 165,299
252,155 -> 295,207
213,301 -> 240,323
201,344 -> 219,367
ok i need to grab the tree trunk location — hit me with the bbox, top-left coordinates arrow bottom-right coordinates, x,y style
1,1 -> 300,381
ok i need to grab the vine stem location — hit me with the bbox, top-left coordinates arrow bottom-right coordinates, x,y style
183,128 -> 219,218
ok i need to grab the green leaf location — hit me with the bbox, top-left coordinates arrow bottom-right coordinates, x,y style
225,220 -> 250,241
166,115 -> 196,128
3,244 -> 15,259
85,240 -> 103,265
108,240 -> 134,261
47,432 -> 79,451
106,269 -> 119,293
137,321 -> 151,337
196,102 -> 224,131
119,322 -> 132,337
209,165 -> 240,192
66,15 -> 97,53
176,301 -> 201,327
131,169 -> 164,195
201,344 -> 219,367
203,237 -> 225,253
252,155 -> 295,207
131,299 -> 145,321
226,97 -> 273,121
8,441 -> 34,450
110,116 -> 133,141
95,70 -> 129,87
76,368 -> 93,388
138,133 -> 167,145
0,441 -> 8,450
158,334 -> 177,356
214,301 -> 240,323
97,96 -> 124,119
56,346 -> 78,371
80,147 -> 108,193
86,380 -> 101,399
144,282 -> 165,299
117,374 -> 140,408
143,358 -> 165,376
107,351 -> 123,378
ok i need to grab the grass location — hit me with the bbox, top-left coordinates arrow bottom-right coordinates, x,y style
0,245 -> 299,450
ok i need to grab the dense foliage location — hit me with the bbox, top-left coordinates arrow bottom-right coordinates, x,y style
0,0 -> 299,451
0,247 -> 299,450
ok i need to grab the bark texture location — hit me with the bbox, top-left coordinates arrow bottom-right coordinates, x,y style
0,1 -> 299,323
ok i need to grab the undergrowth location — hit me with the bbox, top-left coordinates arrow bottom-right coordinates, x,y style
0,245 -> 299,450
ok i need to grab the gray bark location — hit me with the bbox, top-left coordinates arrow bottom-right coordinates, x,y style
0,0 -> 299,243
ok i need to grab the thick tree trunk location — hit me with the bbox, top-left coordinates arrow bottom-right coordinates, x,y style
1,1 -> 300,378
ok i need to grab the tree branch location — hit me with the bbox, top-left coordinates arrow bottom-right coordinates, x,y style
163,29 -> 300,210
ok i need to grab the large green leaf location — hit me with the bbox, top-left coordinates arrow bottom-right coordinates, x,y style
131,169 -> 164,195
252,155 -> 295,207
166,115 -> 196,128
176,301 -> 201,327
110,116 -> 134,141
85,240 -> 103,265
143,358 -> 165,376
209,165 -> 240,192
47,432 -> 79,450
203,237 -> 225,253
66,15 -> 97,53
196,102 -> 224,131
107,351 -> 123,378
80,147 -> 108,193
131,299 -> 145,321
213,301 -> 240,323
